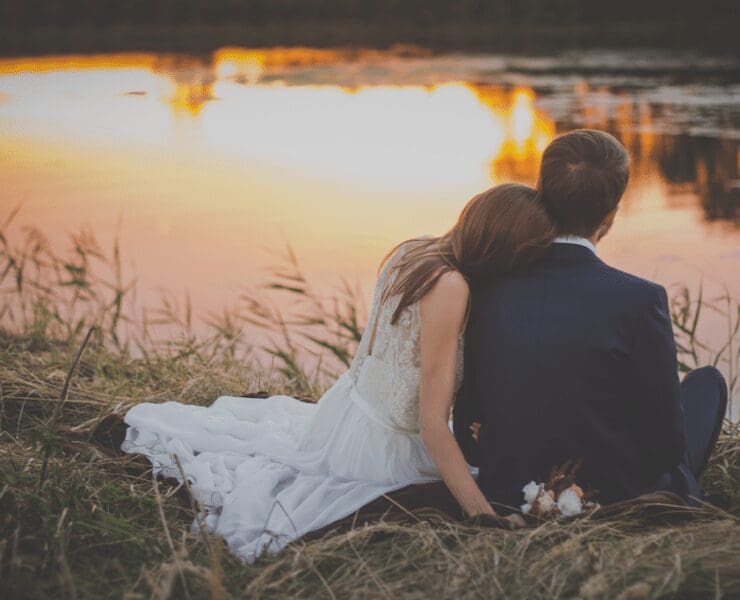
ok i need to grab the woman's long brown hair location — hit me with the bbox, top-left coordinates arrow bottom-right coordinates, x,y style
380,183 -> 555,324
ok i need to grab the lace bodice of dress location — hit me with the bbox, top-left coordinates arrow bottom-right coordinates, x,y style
347,241 -> 465,433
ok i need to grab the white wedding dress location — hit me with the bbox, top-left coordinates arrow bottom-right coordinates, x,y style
122,242 -> 463,561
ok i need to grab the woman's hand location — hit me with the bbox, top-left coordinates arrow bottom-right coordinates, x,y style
464,511 -> 527,529
419,271 -> 496,519
504,513 -> 527,528
470,422 -> 481,443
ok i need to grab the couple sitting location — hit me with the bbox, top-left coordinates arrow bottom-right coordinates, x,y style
123,129 -> 728,561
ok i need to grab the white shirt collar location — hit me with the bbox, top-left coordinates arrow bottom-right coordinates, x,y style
553,235 -> 597,256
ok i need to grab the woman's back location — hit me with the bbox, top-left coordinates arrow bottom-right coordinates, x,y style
299,240 -> 462,483
349,240 -> 464,433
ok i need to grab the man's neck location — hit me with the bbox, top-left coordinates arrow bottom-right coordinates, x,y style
553,234 -> 598,255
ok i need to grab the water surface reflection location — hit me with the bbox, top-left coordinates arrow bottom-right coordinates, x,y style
0,48 -> 737,345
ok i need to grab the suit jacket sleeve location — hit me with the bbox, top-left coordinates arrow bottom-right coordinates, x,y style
629,284 -> 685,474
453,308 -> 484,467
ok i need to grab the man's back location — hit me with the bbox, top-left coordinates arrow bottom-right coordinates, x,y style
454,243 -> 686,509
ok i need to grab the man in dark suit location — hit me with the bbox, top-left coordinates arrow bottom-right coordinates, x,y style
454,129 -> 728,511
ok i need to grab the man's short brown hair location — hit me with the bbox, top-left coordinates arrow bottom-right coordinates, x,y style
536,129 -> 630,237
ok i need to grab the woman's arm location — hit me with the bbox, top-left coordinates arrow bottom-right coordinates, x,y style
419,271 -> 496,518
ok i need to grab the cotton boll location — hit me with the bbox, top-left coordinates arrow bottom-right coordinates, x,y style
537,490 -> 556,514
557,489 -> 583,517
523,481 -> 541,504
521,503 -> 531,514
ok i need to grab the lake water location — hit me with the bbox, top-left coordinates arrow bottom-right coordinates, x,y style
0,47 -> 738,386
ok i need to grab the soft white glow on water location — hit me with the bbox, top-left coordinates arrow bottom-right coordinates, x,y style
0,68 -> 175,144
198,81 -> 505,187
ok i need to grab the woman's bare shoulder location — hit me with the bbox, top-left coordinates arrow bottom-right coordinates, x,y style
424,270 -> 470,310
436,270 -> 469,293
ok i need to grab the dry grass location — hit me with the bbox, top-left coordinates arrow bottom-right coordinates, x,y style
1,216 -> 739,599
1,332 -> 738,599
0,332 -> 738,599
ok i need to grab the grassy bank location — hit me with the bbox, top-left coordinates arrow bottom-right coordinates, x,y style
1,324 -> 739,599
1,219 -> 739,598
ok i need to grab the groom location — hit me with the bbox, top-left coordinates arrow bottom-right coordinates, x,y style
454,129 -> 728,511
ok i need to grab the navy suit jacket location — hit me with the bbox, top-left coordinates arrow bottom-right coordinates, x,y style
453,243 -> 686,510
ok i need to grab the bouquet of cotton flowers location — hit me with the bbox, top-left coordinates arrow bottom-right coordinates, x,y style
520,459 -> 598,519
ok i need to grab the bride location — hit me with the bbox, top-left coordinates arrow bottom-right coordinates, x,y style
122,183 -> 555,561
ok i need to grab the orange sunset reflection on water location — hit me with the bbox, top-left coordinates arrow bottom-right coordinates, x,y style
0,48 -> 737,337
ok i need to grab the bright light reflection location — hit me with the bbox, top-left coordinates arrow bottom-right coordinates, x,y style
0,50 -> 556,188
200,81 -> 510,187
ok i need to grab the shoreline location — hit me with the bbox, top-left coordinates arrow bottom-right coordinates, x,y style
1,19 -> 739,57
